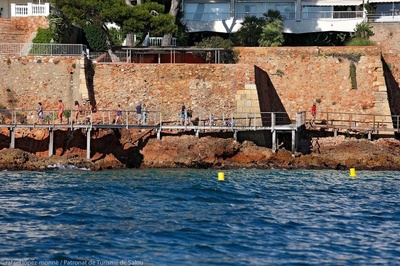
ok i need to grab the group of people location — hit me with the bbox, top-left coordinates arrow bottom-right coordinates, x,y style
180,102 -> 235,127
115,102 -> 147,125
34,100 -> 88,124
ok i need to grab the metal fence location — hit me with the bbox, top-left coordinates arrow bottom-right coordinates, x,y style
0,108 -> 303,129
0,43 -> 87,56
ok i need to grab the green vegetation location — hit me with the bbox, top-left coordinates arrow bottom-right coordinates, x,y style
33,28 -> 53,43
346,38 -> 375,46
350,61 -> 357,90
195,36 -> 239,63
232,10 -> 284,47
322,52 -> 363,63
83,25 -> 108,52
50,0 -> 176,61
232,16 -> 265,46
346,22 -> 375,46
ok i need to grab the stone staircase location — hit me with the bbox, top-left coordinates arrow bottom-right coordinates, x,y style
0,18 -> 29,43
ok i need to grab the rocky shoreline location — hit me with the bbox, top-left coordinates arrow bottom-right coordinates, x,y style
1,131 -> 400,171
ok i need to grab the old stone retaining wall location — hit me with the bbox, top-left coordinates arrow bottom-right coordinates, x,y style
0,56 -> 82,111
0,46 -> 399,123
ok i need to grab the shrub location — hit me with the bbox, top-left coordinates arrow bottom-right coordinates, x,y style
84,25 -> 108,52
33,28 -> 54,43
195,36 -> 239,63
346,37 -> 375,46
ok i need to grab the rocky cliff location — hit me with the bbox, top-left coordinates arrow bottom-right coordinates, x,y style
1,127 -> 400,171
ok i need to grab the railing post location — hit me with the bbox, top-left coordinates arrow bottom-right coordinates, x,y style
27,3 -> 33,16
373,114 -> 376,132
271,112 -> 277,153
253,113 -> 256,130
11,4 -> 16,17
44,3 -> 50,16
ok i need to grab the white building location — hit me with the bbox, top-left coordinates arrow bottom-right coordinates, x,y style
181,0 -> 400,33
1,1 -> 399,34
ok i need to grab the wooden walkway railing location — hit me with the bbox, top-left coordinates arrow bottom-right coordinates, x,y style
307,111 -> 400,137
0,109 -> 306,159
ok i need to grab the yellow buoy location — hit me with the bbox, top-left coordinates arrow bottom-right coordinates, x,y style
349,168 -> 357,178
218,172 -> 225,181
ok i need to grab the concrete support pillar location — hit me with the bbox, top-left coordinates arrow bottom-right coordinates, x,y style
196,129 -> 200,138
271,113 -> 277,153
334,128 -> 338,137
291,129 -> 296,157
157,128 -> 161,140
9,128 -> 15,149
272,130 -> 277,153
368,131 -> 372,140
86,128 -> 91,160
233,130 -> 238,142
48,128 -> 54,157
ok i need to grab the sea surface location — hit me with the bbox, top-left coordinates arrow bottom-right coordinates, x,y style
0,169 -> 399,265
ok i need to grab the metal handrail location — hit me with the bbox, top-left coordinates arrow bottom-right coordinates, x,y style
308,111 -> 400,132
0,43 -> 87,56
0,109 -> 304,129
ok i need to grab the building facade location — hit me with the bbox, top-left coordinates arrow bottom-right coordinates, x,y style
1,0 -> 399,34
181,0 -> 400,33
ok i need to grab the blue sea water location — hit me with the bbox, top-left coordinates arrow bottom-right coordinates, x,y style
0,169 -> 399,266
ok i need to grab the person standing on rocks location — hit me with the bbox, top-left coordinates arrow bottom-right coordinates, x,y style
58,100 -> 64,124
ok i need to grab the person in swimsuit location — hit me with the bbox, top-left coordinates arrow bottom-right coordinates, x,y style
58,100 -> 64,124
115,104 -> 122,124
35,102 -> 43,124
73,101 -> 80,123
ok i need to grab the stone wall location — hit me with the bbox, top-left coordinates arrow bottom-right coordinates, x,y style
236,46 -> 389,119
370,23 -> 400,114
93,63 -> 254,120
10,17 -> 49,43
0,56 -> 82,112
0,46 -> 399,124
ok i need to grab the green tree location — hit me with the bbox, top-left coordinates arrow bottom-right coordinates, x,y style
353,22 -> 374,39
258,10 -> 284,47
51,0 -> 131,61
232,16 -> 265,46
346,22 -> 375,46
161,0 -> 180,46
48,12 -> 73,43
50,0 -> 176,60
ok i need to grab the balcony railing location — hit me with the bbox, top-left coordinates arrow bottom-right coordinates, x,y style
149,37 -> 177,47
301,11 -> 364,20
184,10 -> 364,22
10,3 -> 50,17
0,43 -> 87,56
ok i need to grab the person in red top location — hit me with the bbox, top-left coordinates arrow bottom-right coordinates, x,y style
311,103 -> 317,125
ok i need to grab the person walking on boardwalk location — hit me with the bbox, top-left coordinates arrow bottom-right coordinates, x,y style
115,104 -> 122,124
35,102 -> 43,124
141,103 -> 147,125
186,107 -> 193,125
136,102 -> 142,125
58,100 -> 64,124
73,100 -> 80,123
311,103 -> 317,126
180,103 -> 186,125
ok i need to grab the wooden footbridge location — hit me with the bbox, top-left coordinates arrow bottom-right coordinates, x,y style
1,108 -> 399,160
